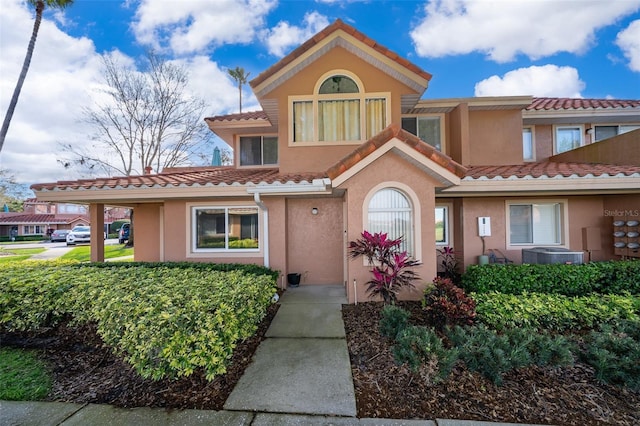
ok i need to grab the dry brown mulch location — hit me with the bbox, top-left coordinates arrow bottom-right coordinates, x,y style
2,300 -> 639,425
342,301 -> 640,426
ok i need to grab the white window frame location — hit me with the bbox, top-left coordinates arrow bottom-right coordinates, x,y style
435,204 -> 452,246
505,199 -> 569,249
522,126 -> 535,162
190,205 -> 261,254
362,182 -> 422,261
401,114 -> 446,152
23,225 -> 44,235
237,134 -> 278,167
554,125 -> 584,154
288,69 -> 391,146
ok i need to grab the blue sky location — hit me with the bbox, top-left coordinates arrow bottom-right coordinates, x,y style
1,0 -> 639,185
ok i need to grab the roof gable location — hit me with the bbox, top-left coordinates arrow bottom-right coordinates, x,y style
327,123 -> 466,188
250,19 -> 431,102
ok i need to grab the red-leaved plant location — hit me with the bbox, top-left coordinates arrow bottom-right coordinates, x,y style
422,277 -> 476,329
349,231 -> 421,304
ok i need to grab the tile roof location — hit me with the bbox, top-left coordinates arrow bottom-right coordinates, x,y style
327,123 -> 467,180
250,19 -> 432,89
0,213 -> 84,224
528,97 -> 640,111
31,167 -> 327,191
205,110 -> 269,123
464,162 -> 640,180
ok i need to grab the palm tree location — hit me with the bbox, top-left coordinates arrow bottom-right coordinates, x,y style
227,67 -> 250,113
0,0 -> 74,153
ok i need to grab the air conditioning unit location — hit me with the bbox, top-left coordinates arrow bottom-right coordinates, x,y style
522,247 -> 584,265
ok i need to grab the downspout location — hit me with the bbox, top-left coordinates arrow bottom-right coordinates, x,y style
253,192 -> 269,268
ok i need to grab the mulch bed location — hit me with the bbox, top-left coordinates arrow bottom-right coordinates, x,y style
342,301 -> 640,426
1,300 -> 639,425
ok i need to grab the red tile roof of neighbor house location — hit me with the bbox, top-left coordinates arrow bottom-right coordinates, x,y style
326,123 -> 468,180
31,167 -> 327,191
465,162 -> 640,180
528,97 -> 640,110
250,19 -> 432,89
0,214 -> 85,224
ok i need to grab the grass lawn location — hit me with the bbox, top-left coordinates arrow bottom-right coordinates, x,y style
0,248 -> 46,264
0,348 -> 51,400
60,244 -> 134,262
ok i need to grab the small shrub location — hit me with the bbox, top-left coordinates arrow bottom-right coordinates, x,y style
379,305 -> 410,339
446,325 -> 574,385
579,321 -> 640,390
422,277 -> 476,329
392,325 -> 458,381
437,246 -> 461,284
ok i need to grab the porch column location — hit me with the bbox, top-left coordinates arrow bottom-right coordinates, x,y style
90,203 -> 105,262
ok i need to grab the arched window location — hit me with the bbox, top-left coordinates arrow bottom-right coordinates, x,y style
368,188 -> 413,254
290,71 -> 389,144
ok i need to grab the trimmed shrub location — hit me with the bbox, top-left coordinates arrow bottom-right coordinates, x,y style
0,261 -> 278,381
462,261 -> 640,296
473,291 -> 640,332
422,277 -> 476,329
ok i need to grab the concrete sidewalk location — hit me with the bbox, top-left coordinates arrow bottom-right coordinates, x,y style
1,285 -> 548,426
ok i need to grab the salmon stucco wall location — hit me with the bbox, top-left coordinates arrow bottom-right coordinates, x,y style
133,203 -> 162,262
468,110 -> 523,166
286,197 -> 345,285
340,151 -> 440,304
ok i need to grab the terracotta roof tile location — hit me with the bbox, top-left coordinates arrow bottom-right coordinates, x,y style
31,167 -> 327,192
465,162 -> 640,179
205,110 -> 269,123
527,97 -> 640,111
0,213 -> 84,224
250,19 -> 431,89
327,124 -> 467,180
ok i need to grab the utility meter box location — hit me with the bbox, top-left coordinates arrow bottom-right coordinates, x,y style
478,217 -> 491,237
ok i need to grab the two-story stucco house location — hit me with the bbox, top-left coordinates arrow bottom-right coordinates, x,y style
31,20 -> 640,303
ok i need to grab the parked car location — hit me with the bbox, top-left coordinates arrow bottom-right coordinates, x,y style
119,223 -> 130,244
66,226 -> 92,245
50,229 -> 70,242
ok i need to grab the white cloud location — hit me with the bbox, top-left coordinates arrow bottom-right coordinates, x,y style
411,0 -> 640,62
474,65 -> 585,97
616,19 -> 640,72
264,11 -> 330,57
0,0 -> 242,185
132,0 -> 277,55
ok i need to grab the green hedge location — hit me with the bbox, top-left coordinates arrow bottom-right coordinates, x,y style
0,235 -> 44,242
474,291 -> 640,332
0,261 -> 278,381
462,261 -> 640,296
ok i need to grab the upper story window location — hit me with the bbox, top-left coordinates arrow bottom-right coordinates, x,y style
522,127 -> 535,161
594,125 -> 640,142
401,115 -> 443,151
290,71 -> 390,145
239,136 -> 278,166
554,125 -> 583,154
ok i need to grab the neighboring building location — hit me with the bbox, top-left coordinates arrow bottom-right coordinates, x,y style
31,20 -> 640,302
0,199 -> 129,239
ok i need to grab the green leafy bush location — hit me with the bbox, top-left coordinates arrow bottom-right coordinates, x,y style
462,261 -> 640,296
446,325 -> 574,385
422,277 -> 476,329
379,305 -> 410,339
0,261 -> 278,381
474,292 -> 640,332
579,321 -> 640,390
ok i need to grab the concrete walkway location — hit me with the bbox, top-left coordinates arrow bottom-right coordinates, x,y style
1,285 -> 548,425
224,285 -> 356,417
